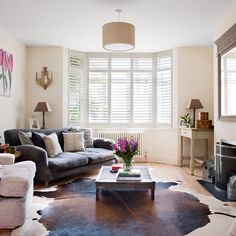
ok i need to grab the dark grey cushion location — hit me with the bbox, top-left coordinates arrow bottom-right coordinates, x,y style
4,128 -> 70,147
82,148 -> 114,164
32,132 -> 46,149
93,138 -> 114,150
48,152 -> 89,173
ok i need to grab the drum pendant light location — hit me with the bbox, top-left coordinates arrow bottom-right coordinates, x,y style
102,9 -> 135,51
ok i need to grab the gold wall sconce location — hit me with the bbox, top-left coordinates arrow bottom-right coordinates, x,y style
36,66 -> 53,90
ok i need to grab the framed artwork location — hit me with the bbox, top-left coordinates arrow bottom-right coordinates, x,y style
0,49 -> 14,97
29,117 -> 40,130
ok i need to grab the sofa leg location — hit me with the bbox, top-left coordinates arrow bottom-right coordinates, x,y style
44,181 -> 49,188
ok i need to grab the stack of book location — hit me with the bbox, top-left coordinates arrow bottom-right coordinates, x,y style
110,164 -> 123,173
116,169 -> 141,181
111,164 -> 122,171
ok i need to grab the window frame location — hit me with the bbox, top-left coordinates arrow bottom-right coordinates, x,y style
68,51 -> 172,128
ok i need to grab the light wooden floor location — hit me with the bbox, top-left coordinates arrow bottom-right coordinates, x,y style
0,163 -> 234,235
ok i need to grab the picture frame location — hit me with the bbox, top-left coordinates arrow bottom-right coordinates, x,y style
29,117 -> 40,130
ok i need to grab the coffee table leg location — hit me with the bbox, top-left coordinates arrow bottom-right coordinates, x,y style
151,189 -> 155,200
96,188 -> 99,201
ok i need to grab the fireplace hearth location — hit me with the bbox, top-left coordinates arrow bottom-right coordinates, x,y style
215,140 -> 236,191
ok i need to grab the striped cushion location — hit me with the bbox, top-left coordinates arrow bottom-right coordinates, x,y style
43,133 -> 62,158
63,132 -> 85,152
18,131 -> 33,145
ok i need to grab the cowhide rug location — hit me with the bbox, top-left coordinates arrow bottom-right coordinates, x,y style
10,178 -> 236,236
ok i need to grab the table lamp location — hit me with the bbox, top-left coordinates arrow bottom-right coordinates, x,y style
34,102 -> 52,129
186,99 -> 203,128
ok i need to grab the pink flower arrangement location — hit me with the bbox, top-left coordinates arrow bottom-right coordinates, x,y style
0,48 -> 14,95
112,137 -> 139,170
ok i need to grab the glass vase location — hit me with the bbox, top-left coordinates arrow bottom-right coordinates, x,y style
122,159 -> 134,172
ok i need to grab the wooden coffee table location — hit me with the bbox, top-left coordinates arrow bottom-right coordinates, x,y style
95,166 -> 155,201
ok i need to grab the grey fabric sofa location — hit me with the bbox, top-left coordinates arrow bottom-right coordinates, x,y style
4,128 -> 117,186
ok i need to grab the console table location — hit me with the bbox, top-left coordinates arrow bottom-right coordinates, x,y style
179,127 -> 213,175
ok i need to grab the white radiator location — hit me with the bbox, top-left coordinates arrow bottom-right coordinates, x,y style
97,130 -> 145,160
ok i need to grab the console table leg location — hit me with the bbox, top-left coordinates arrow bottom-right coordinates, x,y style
190,139 -> 195,175
179,136 -> 184,167
205,139 -> 208,160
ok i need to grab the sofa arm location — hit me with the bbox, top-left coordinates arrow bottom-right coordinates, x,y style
0,154 -> 15,165
93,138 -> 115,150
16,145 -> 48,166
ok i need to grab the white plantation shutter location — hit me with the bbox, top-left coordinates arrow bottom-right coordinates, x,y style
111,72 -> 130,123
68,53 -> 85,124
69,51 -> 172,127
157,52 -> 172,126
133,58 -> 153,123
111,58 -> 130,123
221,55 -> 236,116
89,58 -> 108,123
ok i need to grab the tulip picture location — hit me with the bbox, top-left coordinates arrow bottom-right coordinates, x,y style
0,48 -> 14,96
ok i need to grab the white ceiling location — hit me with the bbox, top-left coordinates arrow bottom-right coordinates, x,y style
0,0 -> 236,52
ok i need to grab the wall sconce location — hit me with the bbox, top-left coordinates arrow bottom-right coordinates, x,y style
36,66 -> 53,90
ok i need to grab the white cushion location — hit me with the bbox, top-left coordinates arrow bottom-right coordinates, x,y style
0,165 -> 3,179
0,161 -> 36,197
0,153 -> 15,165
63,132 -> 85,152
43,133 -> 62,158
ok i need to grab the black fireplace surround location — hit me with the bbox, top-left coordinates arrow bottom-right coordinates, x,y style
215,140 -> 236,191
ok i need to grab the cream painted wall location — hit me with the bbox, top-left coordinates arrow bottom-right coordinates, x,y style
214,7 -> 236,144
24,46 -> 213,165
26,47 -> 68,129
145,47 -> 213,164
176,47 -> 214,159
0,27 -> 26,143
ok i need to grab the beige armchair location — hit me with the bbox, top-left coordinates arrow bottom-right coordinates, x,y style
0,153 -> 36,229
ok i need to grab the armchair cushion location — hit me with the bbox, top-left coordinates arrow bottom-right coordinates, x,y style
0,153 -> 15,165
0,161 -> 36,197
0,165 -> 3,179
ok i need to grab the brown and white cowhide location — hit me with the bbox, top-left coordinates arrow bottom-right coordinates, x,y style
9,179 -> 236,236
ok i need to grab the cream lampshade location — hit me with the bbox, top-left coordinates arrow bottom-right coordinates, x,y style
102,9 -> 135,51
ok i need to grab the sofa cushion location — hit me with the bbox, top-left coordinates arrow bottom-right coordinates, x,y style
32,132 -> 46,149
43,133 -> 63,158
0,161 -> 36,197
48,152 -> 89,173
18,131 -> 33,145
82,148 -> 114,164
63,132 -> 86,152
69,127 -> 93,148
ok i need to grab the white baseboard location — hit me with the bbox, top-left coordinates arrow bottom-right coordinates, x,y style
147,156 -> 178,165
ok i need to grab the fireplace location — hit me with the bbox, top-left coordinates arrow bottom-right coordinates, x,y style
215,140 -> 236,191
